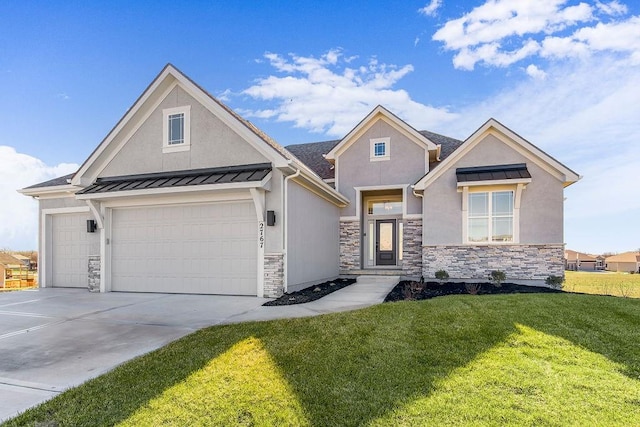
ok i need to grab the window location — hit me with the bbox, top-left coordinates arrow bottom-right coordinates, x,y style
370,137 -> 390,161
167,113 -> 184,145
163,106 -> 191,153
468,190 -> 514,243
367,200 -> 402,215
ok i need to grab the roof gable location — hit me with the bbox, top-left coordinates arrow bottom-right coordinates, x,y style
325,105 -> 440,162
71,64 -> 291,187
414,118 -> 581,190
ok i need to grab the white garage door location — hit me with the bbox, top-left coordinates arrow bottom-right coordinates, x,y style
51,212 -> 94,288
111,201 -> 258,295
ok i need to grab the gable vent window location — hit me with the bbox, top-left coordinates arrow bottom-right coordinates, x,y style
370,137 -> 390,161
163,106 -> 191,153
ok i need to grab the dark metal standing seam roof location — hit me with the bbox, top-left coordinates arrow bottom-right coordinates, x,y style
456,163 -> 531,183
77,163 -> 271,195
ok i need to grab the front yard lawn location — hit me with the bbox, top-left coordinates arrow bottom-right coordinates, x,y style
5,293 -> 640,426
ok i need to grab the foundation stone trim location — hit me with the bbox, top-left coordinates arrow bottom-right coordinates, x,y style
422,244 -> 564,281
88,255 -> 100,293
264,253 -> 284,298
401,219 -> 422,276
340,220 -> 361,272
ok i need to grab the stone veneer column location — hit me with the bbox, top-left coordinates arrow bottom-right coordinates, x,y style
340,220 -> 360,272
263,253 -> 285,298
422,244 -> 565,281
401,219 -> 423,277
88,255 -> 100,293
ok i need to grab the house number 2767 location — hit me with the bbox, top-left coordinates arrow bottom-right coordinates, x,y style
258,222 -> 265,249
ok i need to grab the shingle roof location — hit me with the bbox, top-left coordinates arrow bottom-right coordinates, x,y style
422,130 -> 465,171
285,140 -> 340,180
0,253 -> 22,267
564,250 -> 597,262
77,163 -> 271,195
23,173 -> 75,189
456,163 -> 531,183
605,252 -> 640,263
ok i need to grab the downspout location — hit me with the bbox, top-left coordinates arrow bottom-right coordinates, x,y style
282,167 -> 301,293
411,185 -> 425,248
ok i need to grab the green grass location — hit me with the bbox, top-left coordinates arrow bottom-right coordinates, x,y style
5,294 -> 640,426
564,271 -> 640,298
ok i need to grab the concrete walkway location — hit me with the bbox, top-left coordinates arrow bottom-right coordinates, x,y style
0,275 -> 398,421
226,275 -> 399,323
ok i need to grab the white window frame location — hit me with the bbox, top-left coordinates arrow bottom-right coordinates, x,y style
163,106 -> 191,153
370,137 -> 390,161
461,184 -> 524,245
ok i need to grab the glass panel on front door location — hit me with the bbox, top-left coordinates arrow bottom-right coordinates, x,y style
379,222 -> 393,251
376,219 -> 397,266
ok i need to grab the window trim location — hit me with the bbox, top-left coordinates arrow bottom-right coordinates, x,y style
462,184 -> 524,245
370,137 -> 390,161
163,106 -> 191,153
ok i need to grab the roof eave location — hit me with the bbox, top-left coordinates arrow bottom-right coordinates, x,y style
18,184 -> 80,198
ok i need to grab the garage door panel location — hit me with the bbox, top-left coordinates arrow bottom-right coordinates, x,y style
111,202 -> 257,295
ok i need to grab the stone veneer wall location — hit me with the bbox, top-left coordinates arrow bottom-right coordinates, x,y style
88,255 -> 100,292
401,219 -> 422,276
340,220 -> 360,272
422,244 -> 564,281
263,253 -> 285,298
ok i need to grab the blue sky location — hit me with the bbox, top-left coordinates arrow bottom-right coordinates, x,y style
1,0 -> 639,254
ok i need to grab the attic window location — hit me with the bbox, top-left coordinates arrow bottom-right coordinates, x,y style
370,137 -> 390,161
163,106 -> 191,153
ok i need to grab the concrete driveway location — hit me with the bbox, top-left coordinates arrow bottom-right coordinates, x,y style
0,288 -> 269,421
0,276 -> 399,421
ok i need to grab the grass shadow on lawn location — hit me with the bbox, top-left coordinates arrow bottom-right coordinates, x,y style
6,293 -> 640,426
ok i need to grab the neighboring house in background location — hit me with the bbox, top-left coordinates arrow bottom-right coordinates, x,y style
11,254 -> 32,270
0,253 -> 22,287
564,249 -> 598,271
20,64 -> 580,297
605,252 -> 640,273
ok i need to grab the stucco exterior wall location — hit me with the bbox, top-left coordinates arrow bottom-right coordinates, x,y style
264,169 -> 283,253
40,196 -> 87,210
100,85 -> 269,178
337,120 -> 426,217
286,180 -> 340,291
423,133 -> 565,245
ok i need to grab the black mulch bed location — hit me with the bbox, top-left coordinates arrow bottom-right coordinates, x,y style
385,280 -> 563,302
263,278 -> 357,306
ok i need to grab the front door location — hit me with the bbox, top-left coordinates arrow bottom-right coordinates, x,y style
376,219 -> 396,266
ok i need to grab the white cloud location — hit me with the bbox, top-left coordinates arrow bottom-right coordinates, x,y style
0,146 -> 78,250
432,0 -> 640,70
525,64 -> 547,79
240,50 -> 458,136
419,0 -> 443,17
